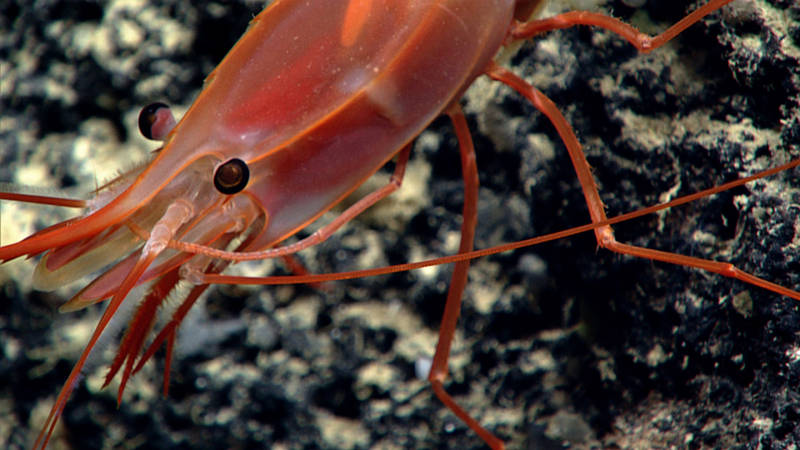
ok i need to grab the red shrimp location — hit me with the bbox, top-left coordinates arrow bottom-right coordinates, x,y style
1,0 -> 798,448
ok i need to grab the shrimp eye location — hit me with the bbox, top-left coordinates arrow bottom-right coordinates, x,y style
214,158 -> 250,195
138,102 -> 175,141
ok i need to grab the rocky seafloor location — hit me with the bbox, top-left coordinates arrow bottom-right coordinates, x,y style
1,0 -> 799,448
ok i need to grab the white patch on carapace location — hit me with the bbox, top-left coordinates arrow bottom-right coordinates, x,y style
234,127 -> 272,146
336,63 -> 402,125
337,65 -> 371,98
364,74 -> 404,126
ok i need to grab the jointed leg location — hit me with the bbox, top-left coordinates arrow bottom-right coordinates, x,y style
486,62 -> 800,302
427,103 -> 505,449
509,0 -> 734,53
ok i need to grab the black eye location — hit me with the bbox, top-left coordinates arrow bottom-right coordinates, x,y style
138,102 -> 175,141
214,159 -> 250,195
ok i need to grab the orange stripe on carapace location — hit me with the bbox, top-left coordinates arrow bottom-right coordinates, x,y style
341,0 -> 373,47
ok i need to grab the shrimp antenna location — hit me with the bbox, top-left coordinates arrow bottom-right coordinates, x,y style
0,183 -> 87,208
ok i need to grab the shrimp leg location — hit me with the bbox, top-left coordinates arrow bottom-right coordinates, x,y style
426,103 -> 504,448
485,62 -> 799,302
508,0 -> 734,53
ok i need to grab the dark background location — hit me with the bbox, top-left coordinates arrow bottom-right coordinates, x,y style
1,0 -> 799,448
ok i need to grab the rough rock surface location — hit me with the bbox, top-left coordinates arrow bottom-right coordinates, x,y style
1,0 -> 798,449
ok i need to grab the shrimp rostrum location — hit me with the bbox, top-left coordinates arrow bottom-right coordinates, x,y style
2,0 -> 799,448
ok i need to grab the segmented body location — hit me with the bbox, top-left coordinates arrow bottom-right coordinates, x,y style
1,0 -> 799,448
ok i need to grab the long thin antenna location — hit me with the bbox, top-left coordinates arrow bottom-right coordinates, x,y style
0,184 -> 87,208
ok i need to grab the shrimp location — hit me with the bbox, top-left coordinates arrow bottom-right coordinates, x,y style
1,0 -> 798,449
